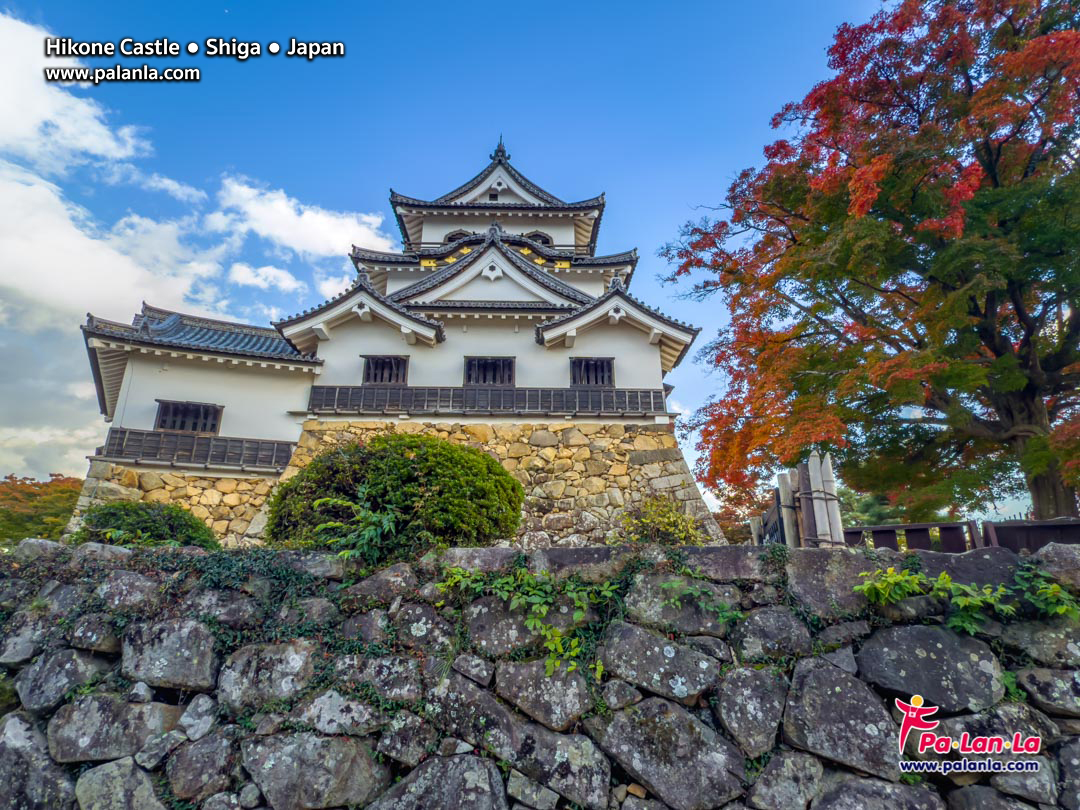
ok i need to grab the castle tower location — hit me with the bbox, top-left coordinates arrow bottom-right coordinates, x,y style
76,144 -> 721,546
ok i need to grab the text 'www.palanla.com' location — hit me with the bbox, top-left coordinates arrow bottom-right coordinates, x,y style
43,64 -> 200,84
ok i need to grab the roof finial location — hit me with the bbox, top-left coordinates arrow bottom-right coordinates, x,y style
608,274 -> 624,291
486,220 -> 504,240
490,136 -> 509,162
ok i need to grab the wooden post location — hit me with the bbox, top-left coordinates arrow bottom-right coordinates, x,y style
777,473 -> 799,549
788,470 -> 804,547
748,516 -> 762,546
797,463 -> 816,546
821,452 -> 845,546
807,451 -> 833,546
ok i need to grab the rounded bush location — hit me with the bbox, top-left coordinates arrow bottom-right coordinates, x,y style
73,501 -> 220,550
265,433 -> 524,555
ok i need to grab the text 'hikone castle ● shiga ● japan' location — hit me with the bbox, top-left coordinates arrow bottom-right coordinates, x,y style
73,142 -> 720,546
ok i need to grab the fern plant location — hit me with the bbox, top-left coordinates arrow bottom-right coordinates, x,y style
1014,563 -> 1080,620
313,487 -> 401,566
853,567 -> 928,605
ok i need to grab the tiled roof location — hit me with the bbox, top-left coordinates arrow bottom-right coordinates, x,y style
349,246 -> 422,265
408,300 -> 577,312
351,232 -> 637,271
83,304 -> 320,362
432,140 -> 564,205
435,140 -> 564,204
389,193 -> 605,212
387,224 -> 595,306
273,269 -> 446,342
537,278 -> 704,343
388,142 -> 606,249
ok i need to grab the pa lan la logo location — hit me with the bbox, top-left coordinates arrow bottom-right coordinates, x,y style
896,694 -> 1042,756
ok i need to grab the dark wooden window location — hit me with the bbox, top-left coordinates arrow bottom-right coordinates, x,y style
571,358 -> 614,387
154,400 -> 222,434
488,192 -> 499,201
525,231 -> 553,246
465,357 -> 515,386
363,356 -> 408,385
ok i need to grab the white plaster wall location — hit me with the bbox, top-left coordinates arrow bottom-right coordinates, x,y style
551,272 -> 607,297
441,273 -> 546,302
420,215 -> 576,246
385,269 -> 438,296
315,317 -> 665,389
454,167 -> 542,206
113,353 -> 313,439
109,319 -> 669,438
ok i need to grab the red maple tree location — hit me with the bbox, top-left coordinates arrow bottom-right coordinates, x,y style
664,0 -> 1080,519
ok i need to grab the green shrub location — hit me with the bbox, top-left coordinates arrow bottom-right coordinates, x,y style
265,443 -> 372,545
622,496 -> 705,546
266,434 -> 524,556
73,501 -> 219,550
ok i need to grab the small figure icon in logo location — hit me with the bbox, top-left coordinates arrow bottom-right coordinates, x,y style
896,694 -> 939,754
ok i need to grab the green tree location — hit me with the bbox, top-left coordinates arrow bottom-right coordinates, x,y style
838,486 -> 910,527
0,474 -> 82,543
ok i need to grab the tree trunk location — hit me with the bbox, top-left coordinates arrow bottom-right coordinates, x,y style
1001,394 -> 1079,520
1027,459 -> 1079,520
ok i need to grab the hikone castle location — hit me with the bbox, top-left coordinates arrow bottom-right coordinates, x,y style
72,143 -> 720,545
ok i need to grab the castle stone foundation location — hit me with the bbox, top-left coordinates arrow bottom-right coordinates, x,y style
69,420 -> 723,548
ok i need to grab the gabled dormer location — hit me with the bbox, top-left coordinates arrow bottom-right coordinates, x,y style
390,140 -> 605,255
389,224 -> 594,311
352,223 -> 637,300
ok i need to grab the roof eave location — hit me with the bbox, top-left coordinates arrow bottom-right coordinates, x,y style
84,328 -> 324,366
81,323 -> 111,417
390,192 -> 605,212
275,274 -> 446,344
534,288 -> 701,358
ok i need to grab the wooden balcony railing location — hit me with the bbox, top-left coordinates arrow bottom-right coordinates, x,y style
98,427 -> 295,471
407,242 -> 592,255
307,385 -> 670,416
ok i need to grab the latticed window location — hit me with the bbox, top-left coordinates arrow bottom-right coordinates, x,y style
154,400 -> 222,434
571,358 -> 614,387
363,356 -> 408,384
465,357 -> 515,386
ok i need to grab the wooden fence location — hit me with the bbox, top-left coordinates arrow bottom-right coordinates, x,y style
748,455 -> 1080,554
751,451 -> 844,548
982,519 -> 1080,553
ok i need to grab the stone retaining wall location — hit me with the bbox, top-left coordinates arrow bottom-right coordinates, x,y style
286,419 -> 722,547
66,460 -> 275,547
2,540 -> 1079,809
70,420 -> 722,549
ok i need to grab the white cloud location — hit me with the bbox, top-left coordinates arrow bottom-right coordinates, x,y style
64,381 -> 97,400
228,262 -> 306,294
668,398 -> 693,418
0,15 -> 147,173
315,272 -> 354,300
212,176 -> 395,257
0,10 -> 395,479
0,422 -> 105,479
101,163 -> 208,204
0,162 -> 225,329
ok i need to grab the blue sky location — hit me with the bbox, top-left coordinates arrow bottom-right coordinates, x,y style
0,0 -> 885,489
